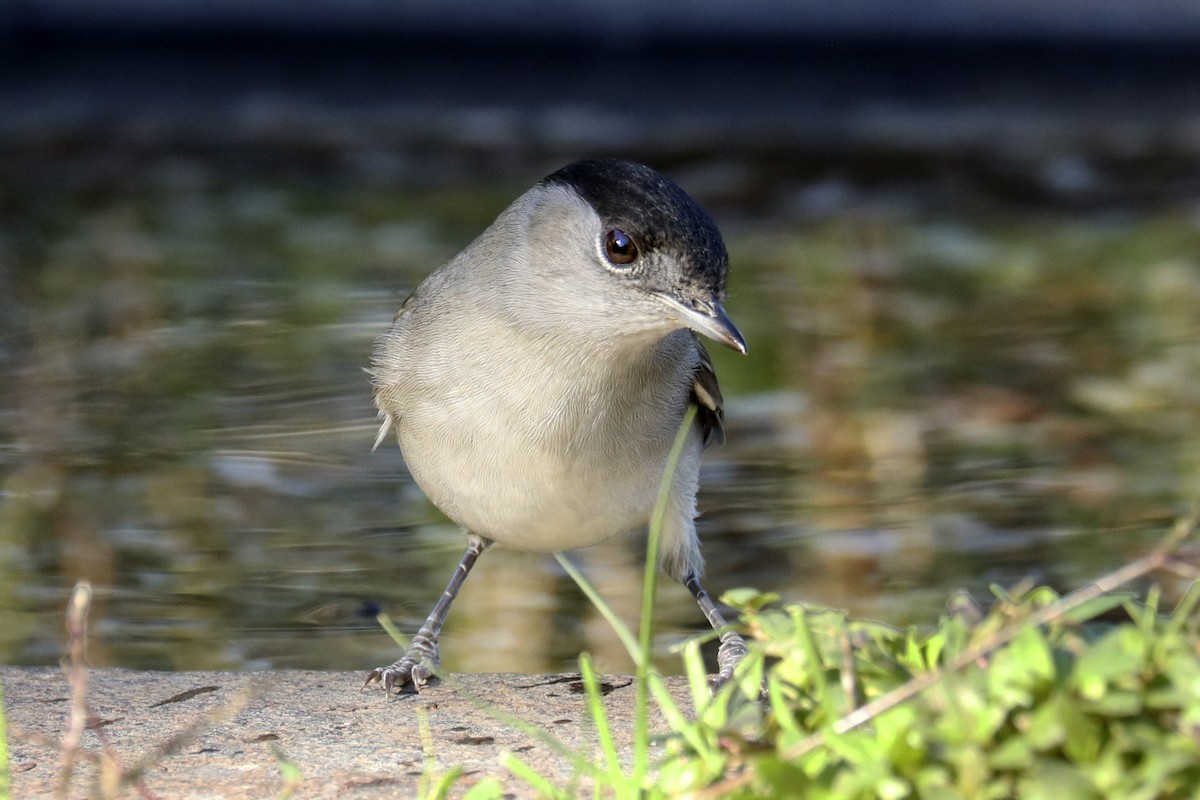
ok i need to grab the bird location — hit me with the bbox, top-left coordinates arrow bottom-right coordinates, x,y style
363,158 -> 748,694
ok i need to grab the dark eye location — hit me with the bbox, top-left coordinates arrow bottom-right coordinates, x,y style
604,229 -> 639,266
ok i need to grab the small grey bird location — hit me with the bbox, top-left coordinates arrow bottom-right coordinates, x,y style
364,158 -> 748,694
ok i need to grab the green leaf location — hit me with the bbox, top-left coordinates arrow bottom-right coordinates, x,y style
1071,626 -> 1148,699
1059,698 -> 1103,763
875,775 -> 912,800
753,757 -> 810,799
461,778 -> 505,800
722,588 -> 780,611
1026,698 -> 1066,751
922,629 -> 947,669
987,628 -> 1055,708
1088,689 -> 1144,716
988,736 -> 1033,770
1058,593 -> 1131,624
425,766 -> 465,800
1016,759 -> 1101,800
1012,625 -> 1056,683
823,728 -> 885,765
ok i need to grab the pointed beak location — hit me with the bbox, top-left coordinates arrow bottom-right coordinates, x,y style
657,294 -> 747,354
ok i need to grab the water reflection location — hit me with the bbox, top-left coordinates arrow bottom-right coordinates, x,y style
2,152 -> 1198,676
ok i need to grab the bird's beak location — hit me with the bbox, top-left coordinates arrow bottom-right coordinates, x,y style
657,294 -> 747,354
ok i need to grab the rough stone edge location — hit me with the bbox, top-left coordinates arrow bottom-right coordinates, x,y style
2,666 -> 694,799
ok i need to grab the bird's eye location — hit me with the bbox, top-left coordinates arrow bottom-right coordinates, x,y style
604,229 -> 639,266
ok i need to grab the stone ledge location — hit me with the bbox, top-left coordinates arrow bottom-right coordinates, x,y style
2,666 -> 691,798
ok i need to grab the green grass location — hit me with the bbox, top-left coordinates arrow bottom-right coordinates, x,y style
412,409 -> 1200,798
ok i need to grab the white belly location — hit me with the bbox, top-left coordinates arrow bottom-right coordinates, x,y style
395,377 -> 684,550
401,424 -> 661,550
389,338 -> 693,551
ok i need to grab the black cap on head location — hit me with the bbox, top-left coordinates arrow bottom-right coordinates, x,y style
542,159 -> 730,298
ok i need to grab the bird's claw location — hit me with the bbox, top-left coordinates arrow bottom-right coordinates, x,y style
363,640 -> 440,694
707,630 -> 748,692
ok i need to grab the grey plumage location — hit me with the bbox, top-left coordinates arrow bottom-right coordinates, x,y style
365,159 -> 747,694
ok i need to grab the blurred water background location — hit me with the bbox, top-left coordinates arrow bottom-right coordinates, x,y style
2,6 -> 1200,675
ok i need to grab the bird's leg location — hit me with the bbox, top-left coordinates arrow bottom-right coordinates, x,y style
363,534 -> 491,694
684,572 -> 748,690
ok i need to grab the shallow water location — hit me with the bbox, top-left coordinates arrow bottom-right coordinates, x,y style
2,43 -> 1200,676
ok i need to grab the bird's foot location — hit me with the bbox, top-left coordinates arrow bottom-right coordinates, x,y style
363,636 -> 440,694
707,630 -> 749,692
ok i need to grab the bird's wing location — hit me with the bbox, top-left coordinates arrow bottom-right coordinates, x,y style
689,334 -> 726,449
370,289 -> 420,450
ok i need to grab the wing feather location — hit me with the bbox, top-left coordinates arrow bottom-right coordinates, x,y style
690,335 -> 725,448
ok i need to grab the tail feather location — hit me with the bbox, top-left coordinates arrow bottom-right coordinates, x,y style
372,414 -> 394,451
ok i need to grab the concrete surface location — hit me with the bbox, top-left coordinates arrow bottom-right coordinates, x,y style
2,666 -> 694,798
